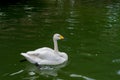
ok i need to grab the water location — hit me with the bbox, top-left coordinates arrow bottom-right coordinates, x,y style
0,0 -> 120,80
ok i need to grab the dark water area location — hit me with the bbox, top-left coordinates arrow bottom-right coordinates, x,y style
0,0 -> 120,80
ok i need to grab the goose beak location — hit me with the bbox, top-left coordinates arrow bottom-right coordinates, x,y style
60,35 -> 64,39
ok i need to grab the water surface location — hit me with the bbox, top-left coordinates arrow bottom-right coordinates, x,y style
0,0 -> 120,80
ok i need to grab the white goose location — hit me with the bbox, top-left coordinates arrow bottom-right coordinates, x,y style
21,33 -> 68,65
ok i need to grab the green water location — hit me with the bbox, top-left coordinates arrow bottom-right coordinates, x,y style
0,0 -> 120,80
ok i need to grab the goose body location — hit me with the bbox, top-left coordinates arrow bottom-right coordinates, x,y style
21,34 -> 68,65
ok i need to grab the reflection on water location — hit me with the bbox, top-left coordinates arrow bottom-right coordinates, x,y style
10,70 -> 24,76
27,62 -> 68,77
9,62 -> 95,80
117,70 -> 120,75
106,2 -> 120,27
11,62 -> 68,79
112,59 -> 120,63
70,74 -> 95,80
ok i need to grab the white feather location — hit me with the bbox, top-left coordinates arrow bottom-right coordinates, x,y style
21,34 -> 68,65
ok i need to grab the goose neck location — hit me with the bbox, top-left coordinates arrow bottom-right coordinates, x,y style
53,39 -> 59,53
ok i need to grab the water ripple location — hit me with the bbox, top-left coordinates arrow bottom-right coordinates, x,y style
10,69 -> 24,76
112,59 -> 120,63
70,74 -> 95,80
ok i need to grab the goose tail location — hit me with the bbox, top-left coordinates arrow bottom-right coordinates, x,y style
20,53 -> 36,64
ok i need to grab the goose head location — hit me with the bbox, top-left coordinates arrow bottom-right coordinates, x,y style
53,33 -> 64,40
